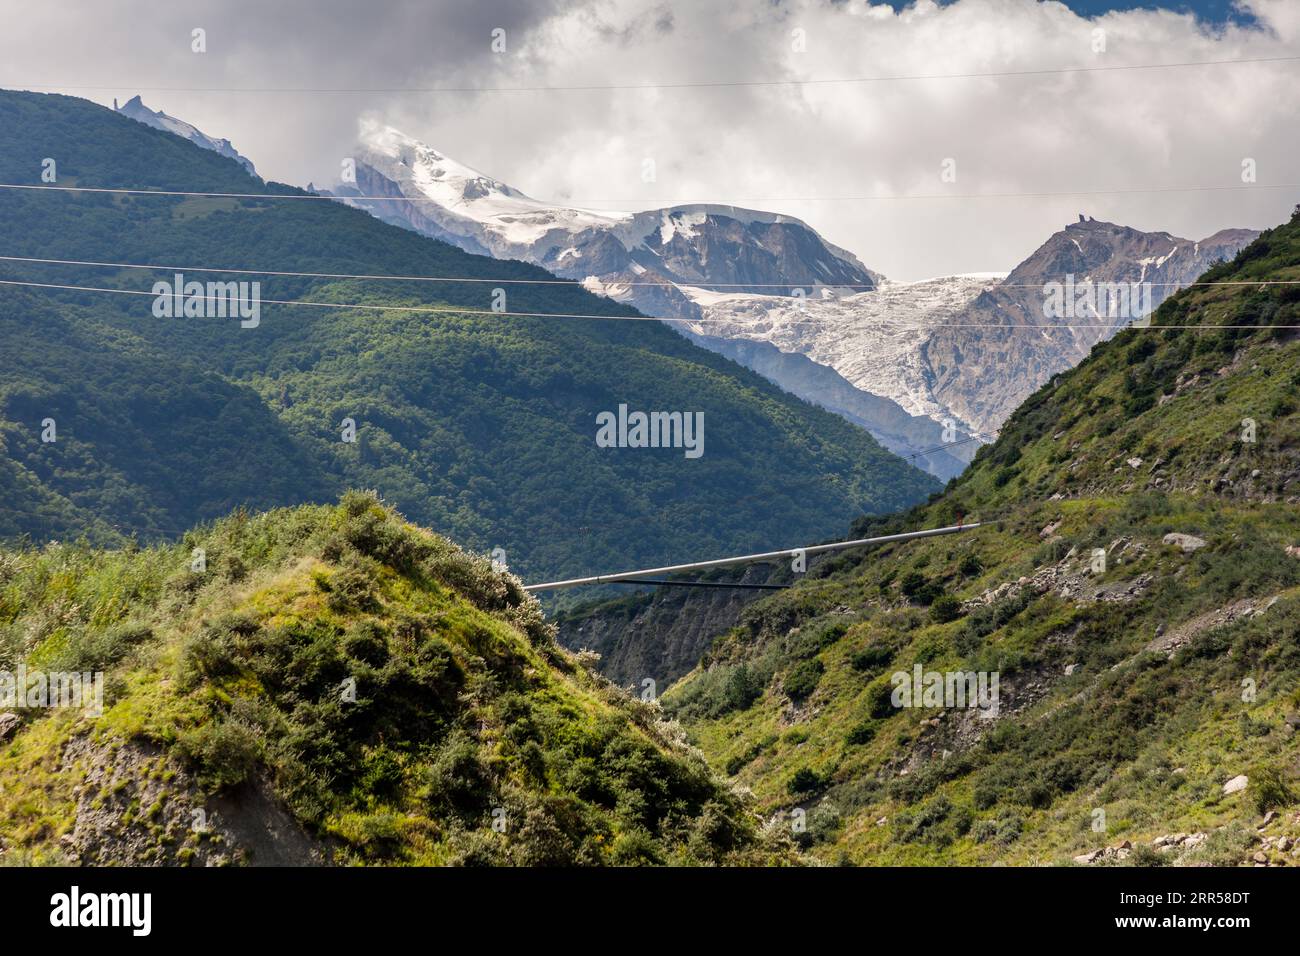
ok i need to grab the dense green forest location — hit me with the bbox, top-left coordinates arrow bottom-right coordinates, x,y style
0,90 -> 937,588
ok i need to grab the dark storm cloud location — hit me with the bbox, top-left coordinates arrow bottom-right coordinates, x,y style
2,0 -> 1296,279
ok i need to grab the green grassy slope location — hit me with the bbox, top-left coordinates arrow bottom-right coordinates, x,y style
0,90 -> 937,585
664,208 -> 1300,866
0,493 -> 797,865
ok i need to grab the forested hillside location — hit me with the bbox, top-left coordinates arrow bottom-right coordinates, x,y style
663,208 -> 1300,865
0,90 -> 937,587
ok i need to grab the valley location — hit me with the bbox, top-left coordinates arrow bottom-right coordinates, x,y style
564,208 -> 1300,866
323,122 -> 1258,472
1,3 -> 1296,878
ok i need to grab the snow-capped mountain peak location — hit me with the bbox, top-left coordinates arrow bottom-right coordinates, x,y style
338,123 -> 877,297
353,121 -> 625,250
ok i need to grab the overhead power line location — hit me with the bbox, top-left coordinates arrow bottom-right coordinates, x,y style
3,180 -> 1298,204
4,253 -> 1298,291
10,52 -> 1299,95
6,276 -> 1300,332
523,521 -> 984,591
606,578 -> 791,590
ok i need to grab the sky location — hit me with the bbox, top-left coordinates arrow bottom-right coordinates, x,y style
0,0 -> 1296,280
881,0 -> 1260,22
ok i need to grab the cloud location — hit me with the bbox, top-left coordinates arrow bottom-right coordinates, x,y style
3,0 -> 1297,278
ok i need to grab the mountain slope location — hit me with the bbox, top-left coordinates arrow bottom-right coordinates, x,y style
685,221 -> 1258,443
0,493 -> 797,865
0,89 -> 938,587
330,127 -> 1259,456
683,333 -> 972,481
924,217 -> 1260,435
327,126 -> 985,476
661,207 -> 1300,865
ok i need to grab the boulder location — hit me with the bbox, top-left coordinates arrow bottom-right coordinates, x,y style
0,711 -> 20,741
1223,774 -> 1249,795
1163,533 -> 1207,553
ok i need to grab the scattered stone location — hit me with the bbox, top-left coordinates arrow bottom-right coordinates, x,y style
1126,457 -> 1144,470
1064,663 -> 1078,676
1223,774 -> 1249,795
1146,600 -> 1258,657
0,712 -> 20,742
1073,850 -> 1101,864
1253,851 -> 1269,864
1261,811 -> 1278,827
1163,533 -> 1207,553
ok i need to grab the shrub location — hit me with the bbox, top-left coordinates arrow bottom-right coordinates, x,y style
914,582 -> 945,607
425,730 -> 492,819
971,819 -> 998,844
724,664 -> 765,712
971,813 -> 1022,847
342,620 -> 390,666
850,644 -> 893,672
790,618 -> 850,658
1251,763 -> 1295,815
788,767 -> 827,795
846,720 -> 877,746
1128,844 -> 1168,867
175,719 -> 262,791
867,677 -> 897,719
896,794 -> 952,844
929,595 -> 964,624
972,778 -> 1000,810
784,659 -> 824,702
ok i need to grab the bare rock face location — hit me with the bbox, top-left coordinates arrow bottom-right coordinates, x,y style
924,219 -> 1258,435
556,565 -> 777,688
60,735 -> 329,867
